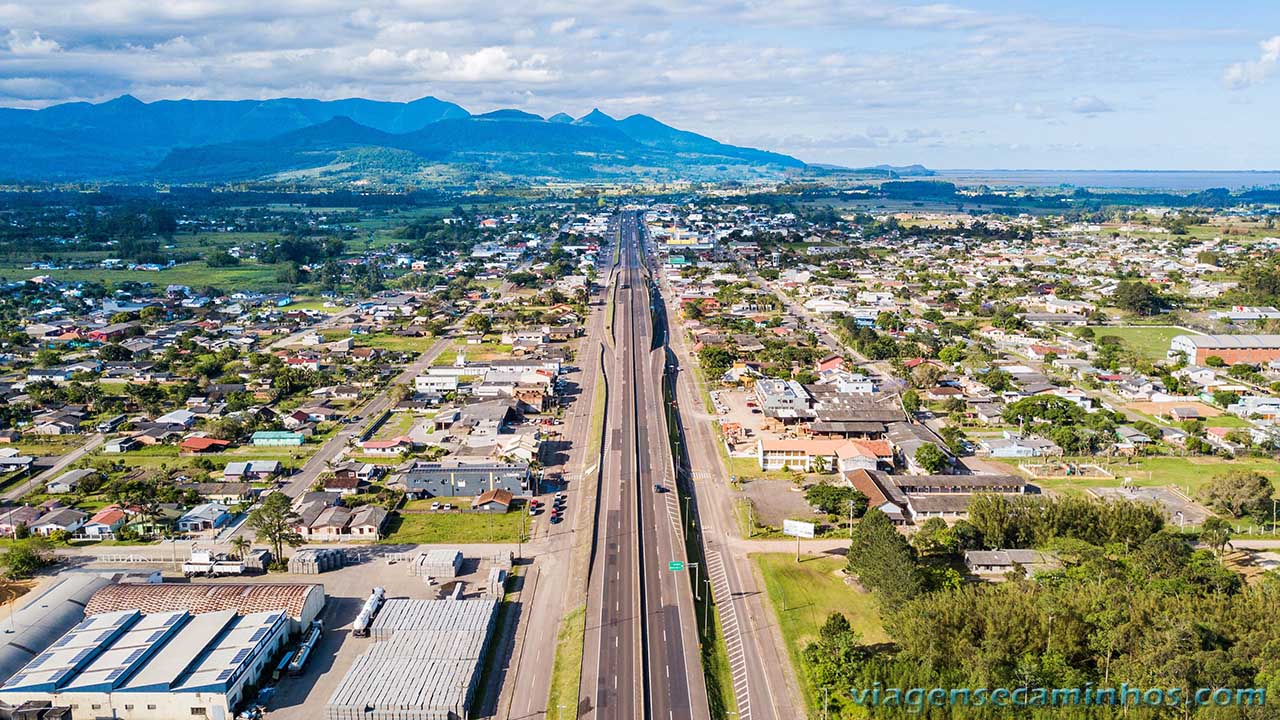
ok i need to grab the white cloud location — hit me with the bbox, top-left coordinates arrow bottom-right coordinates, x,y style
549,17 -> 576,34
1224,35 -> 1280,89
2,29 -> 62,54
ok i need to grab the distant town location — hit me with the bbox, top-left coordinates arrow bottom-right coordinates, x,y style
2,181 -> 1280,720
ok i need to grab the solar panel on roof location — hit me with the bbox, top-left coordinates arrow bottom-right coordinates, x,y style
147,629 -> 170,643
248,627 -> 270,642
105,668 -> 126,682
122,648 -> 147,665
216,669 -> 236,682
27,653 -> 52,669
3,674 -> 25,688
229,648 -> 252,665
70,647 -> 96,665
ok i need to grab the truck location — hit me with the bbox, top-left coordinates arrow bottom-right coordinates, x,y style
183,550 -> 246,578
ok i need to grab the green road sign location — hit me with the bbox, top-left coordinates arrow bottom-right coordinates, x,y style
668,561 -> 685,572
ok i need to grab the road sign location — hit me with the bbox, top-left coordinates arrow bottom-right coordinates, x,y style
668,561 -> 685,572
783,520 -> 816,539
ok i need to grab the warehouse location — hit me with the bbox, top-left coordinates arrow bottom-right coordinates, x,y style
325,599 -> 498,720
0,575 -> 116,687
0,607 -> 290,720
83,583 -> 325,629
1169,334 -> 1280,365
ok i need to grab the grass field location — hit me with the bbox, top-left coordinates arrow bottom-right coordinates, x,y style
1091,325 -> 1197,362
379,508 -> 529,544
546,605 -> 586,720
2,260 -> 289,292
754,553 -> 887,718
991,455 -> 1280,498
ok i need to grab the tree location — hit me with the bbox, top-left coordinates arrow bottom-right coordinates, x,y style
465,314 -> 492,335
1114,280 -> 1165,316
229,536 -> 251,560
914,443 -> 948,474
1205,355 -> 1226,368
847,508 -> 923,606
911,516 -> 958,556
805,484 -> 868,517
1200,470 -> 1275,522
1,538 -> 52,579
1200,516 -> 1233,559
900,389 -> 920,415
247,492 -> 304,564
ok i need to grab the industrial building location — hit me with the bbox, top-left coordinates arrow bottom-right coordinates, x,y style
325,599 -> 498,720
0,608 -> 290,720
1169,334 -> 1280,365
0,575 -> 117,687
83,583 -> 325,628
0,582 -> 325,720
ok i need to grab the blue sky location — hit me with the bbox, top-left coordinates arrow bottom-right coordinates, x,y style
1,0 -> 1278,170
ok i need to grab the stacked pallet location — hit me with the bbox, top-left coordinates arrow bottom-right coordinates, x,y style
325,599 -> 499,720
288,548 -> 347,574
408,549 -> 462,578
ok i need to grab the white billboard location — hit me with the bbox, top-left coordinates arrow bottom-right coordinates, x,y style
783,519 -> 815,539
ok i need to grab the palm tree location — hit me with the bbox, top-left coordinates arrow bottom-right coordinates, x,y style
229,536 -> 250,560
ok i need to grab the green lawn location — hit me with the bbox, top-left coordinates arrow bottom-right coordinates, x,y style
363,333 -> 435,353
546,605 -> 586,719
379,508 -> 530,544
3,260 -> 288,292
991,455 -> 1280,498
754,553 -> 886,718
1091,325 -> 1198,362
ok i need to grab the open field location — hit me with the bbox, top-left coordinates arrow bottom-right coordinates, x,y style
379,507 -> 529,544
994,455 -> 1280,498
1,260 -> 288,291
1091,325 -> 1197,362
754,553 -> 886,718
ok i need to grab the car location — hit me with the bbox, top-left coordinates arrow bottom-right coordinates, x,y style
442,504 -> 453,511
655,484 -> 667,493
554,492 -> 565,500
531,499 -> 544,508
430,502 -> 441,511
529,507 -> 539,516
550,515 -> 563,524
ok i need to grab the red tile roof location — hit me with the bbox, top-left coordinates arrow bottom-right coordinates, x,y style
85,583 -> 322,620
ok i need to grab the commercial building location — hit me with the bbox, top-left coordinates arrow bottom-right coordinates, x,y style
0,608 -> 290,720
399,461 -> 531,498
325,599 -> 498,720
1169,334 -> 1280,365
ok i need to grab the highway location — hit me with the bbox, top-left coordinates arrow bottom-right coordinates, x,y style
581,211 -> 708,720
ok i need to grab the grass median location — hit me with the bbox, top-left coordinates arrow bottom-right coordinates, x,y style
546,605 -> 586,719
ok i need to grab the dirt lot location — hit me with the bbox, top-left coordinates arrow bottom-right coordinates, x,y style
713,387 -> 785,454
1127,400 -> 1222,418
741,478 -> 818,528
1090,485 -> 1213,526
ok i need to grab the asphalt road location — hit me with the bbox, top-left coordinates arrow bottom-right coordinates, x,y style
582,212 -> 707,720
2,433 -> 105,501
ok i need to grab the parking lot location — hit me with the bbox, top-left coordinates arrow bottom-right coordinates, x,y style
1090,485 -> 1213,527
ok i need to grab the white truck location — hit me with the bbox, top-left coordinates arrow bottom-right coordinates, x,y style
183,550 -> 246,577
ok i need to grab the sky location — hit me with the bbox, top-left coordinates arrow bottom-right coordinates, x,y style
1,0 -> 1278,170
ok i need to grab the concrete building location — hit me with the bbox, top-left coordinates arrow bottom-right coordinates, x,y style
1169,334 -> 1280,365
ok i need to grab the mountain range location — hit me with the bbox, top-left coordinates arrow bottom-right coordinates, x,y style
0,95 -> 828,184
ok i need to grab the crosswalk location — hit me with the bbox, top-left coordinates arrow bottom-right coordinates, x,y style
707,549 -> 752,720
